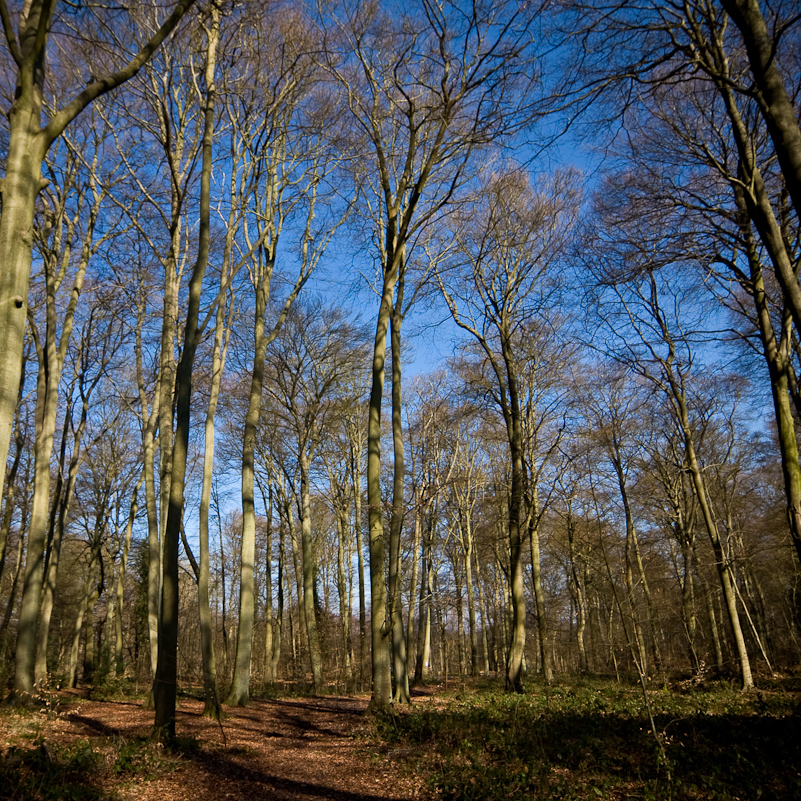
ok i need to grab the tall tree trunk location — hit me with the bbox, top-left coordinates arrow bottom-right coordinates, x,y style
154,10 -> 219,737
262,483 -> 275,685
473,547 -> 492,676
505,390 -> 527,689
271,513 -> 285,680
298,451 -> 323,693
286,492 -> 308,676
365,266 -> 398,710
197,234 -> 233,717
135,289 -> 162,704
405,495 -> 421,672
527,492 -> 552,683
226,243 -> 272,708
349,427 -> 367,691
566,509 -> 588,673
115,476 -> 141,675
334,499 -> 353,688
388,284 -> 409,703
414,511 -> 434,684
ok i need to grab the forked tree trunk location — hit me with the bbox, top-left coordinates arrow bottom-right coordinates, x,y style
154,10 -> 218,737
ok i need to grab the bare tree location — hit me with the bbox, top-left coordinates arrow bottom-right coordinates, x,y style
225,4 -> 350,706
154,1 -> 220,739
437,168 -> 579,690
321,0 -> 539,709
0,3 -> 197,578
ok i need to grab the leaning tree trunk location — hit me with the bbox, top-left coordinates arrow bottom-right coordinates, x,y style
674,385 -> 754,689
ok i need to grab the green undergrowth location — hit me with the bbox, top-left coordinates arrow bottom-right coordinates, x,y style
375,678 -> 801,801
0,730 -> 198,800
0,739 -> 104,801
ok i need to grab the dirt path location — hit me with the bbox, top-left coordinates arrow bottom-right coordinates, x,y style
0,694 -> 433,801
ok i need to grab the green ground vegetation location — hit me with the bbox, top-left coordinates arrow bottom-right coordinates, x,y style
374,677 -> 801,801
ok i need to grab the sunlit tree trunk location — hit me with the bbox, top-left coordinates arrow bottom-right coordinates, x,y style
115,476 -> 141,675
298,449 -> 323,693
154,7 -> 218,736
365,266 -> 398,709
388,281 -> 410,703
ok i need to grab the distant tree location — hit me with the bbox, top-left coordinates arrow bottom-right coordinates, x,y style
437,168 -> 579,690
321,0 -> 540,709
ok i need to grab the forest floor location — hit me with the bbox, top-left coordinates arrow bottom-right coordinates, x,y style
0,689 -> 432,801
1,675 -> 800,801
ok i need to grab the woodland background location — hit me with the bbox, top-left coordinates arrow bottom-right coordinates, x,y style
0,0 -> 799,736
